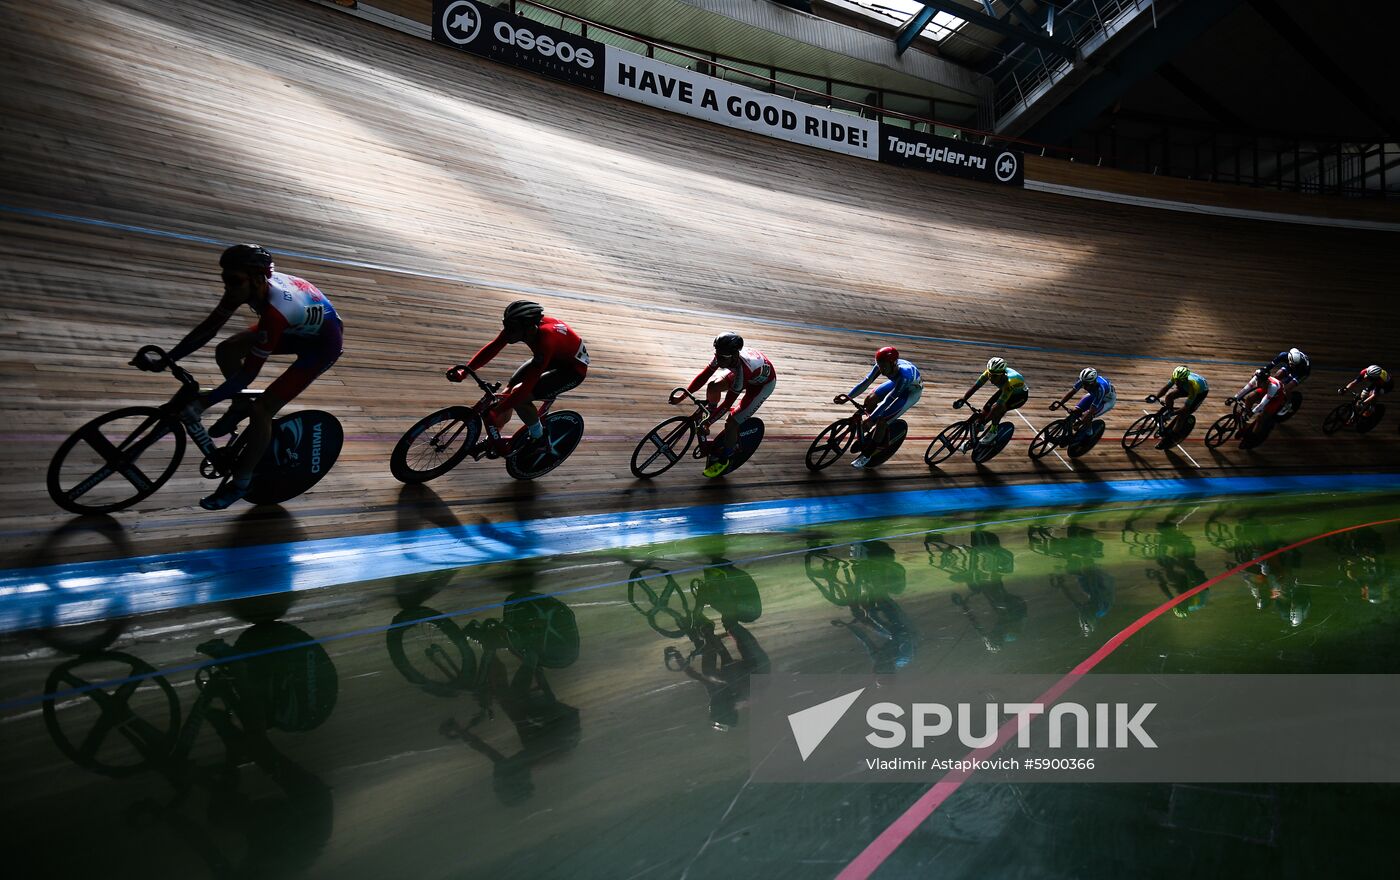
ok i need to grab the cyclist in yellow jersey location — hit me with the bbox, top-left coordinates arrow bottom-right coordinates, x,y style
1151,365 -> 1209,434
956,357 -> 1029,441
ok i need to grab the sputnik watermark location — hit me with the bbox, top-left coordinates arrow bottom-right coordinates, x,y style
753,675 -> 1400,783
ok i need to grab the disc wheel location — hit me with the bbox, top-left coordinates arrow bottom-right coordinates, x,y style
1356,403 -> 1384,434
631,416 -> 696,478
391,407 -> 479,484
1122,413 -> 1159,450
1158,414 -> 1195,450
1276,391 -> 1303,423
1068,420 -> 1106,458
507,411 -> 585,480
1239,415 -> 1274,450
925,421 -> 970,467
1029,419 -> 1069,460
1321,402 -> 1352,436
805,419 -> 856,471
972,423 -> 1014,464
47,407 -> 184,515
863,420 -> 908,468
712,418 -> 765,478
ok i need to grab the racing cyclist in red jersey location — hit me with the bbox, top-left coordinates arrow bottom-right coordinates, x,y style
673,331 -> 776,477
449,300 -> 588,455
1340,364 -> 1393,403
132,244 -> 344,511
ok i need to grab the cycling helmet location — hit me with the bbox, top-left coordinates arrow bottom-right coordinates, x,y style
1365,364 -> 1383,379
713,331 -> 744,355
875,346 -> 899,366
219,244 -> 273,276
986,356 -> 1007,375
1287,347 -> 1306,368
1171,365 -> 1190,382
502,300 -> 544,329
1079,368 -> 1098,386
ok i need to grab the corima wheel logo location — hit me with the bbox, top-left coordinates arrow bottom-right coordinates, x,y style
995,151 -> 1020,183
441,0 -> 484,46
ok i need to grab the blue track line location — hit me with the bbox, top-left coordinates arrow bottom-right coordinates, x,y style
0,203 -> 1354,373
3,473 -> 1397,637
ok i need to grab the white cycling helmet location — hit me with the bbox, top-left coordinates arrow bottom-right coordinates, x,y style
986,356 -> 1007,374
1364,364 -> 1383,379
1079,368 -> 1098,386
1287,347 -> 1306,368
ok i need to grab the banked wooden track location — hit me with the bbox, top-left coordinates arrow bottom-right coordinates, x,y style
0,0 -> 1396,568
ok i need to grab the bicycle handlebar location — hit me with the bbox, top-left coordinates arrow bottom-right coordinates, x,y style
669,387 -> 707,411
132,345 -> 199,390
448,365 -> 503,397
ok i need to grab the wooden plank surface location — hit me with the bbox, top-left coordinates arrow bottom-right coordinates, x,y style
0,0 -> 1396,568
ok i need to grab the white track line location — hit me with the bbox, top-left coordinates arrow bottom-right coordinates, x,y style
1015,410 -> 1073,471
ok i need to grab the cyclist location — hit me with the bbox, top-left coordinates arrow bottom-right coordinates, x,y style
133,244 -> 344,511
1234,347 -> 1309,405
955,356 -> 1028,443
835,345 -> 922,469
1150,365 -> 1209,433
1053,368 -> 1116,432
450,300 -> 588,455
675,332 -> 776,477
1340,364 -> 1393,405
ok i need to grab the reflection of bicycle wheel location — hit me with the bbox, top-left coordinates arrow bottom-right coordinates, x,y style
1122,413 -> 1158,449
632,416 -> 695,478
43,652 -> 180,777
391,406 -> 479,483
386,607 -> 477,695
1029,419 -> 1068,460
227,622 -> 340,732
1204,413 -> 1239,449
628,567 -> 692,638
805,419 -> 855,471
864,419 -> 908,468
925,421 -> 968,466
502,592 -> 580,668
506,410 -> 584,480
47,407 -> 185,514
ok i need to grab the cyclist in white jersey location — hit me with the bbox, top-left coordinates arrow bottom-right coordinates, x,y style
133,244 -> 344,510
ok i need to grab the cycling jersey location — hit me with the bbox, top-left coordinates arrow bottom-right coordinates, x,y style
1174,372 -> 1209,400
1074,375 -> 1115,405
1267,350 -> 1310,383
849,359 -> 922,400
1358,368 -> 1394,393
217,272 -> 339,363
974,367 -> 1026,393
689,348 -> 775,395
468,315 -> 589,407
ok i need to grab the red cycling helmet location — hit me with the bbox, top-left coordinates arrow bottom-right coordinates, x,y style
875,346 -> 899,365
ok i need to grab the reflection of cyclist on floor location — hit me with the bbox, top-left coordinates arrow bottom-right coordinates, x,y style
928,529 -> 1025,651
1028,524 -> 1114,636
805,541 -> 916,672
1124,510 -> 1208,618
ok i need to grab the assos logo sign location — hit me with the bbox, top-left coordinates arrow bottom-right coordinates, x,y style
441,0 -> 595,69
788,688 -> 1156,761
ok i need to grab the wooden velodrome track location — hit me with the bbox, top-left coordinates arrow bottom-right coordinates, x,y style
1,0 -> 1397,568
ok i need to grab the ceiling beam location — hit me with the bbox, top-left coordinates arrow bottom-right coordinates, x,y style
1156,62 -> 1248,129
898,1 -> 1076,59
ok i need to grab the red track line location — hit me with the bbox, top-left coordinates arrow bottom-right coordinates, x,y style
835,515 -> 1400,880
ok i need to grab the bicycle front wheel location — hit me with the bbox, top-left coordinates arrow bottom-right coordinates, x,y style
1321,402 -> 1351,436
925,421 -> 968,467
47,407 -> 185,514
391,407 -> 479,484
1121,413 -> 1158,450
805,419 -> 855,471
631,416 -> 695,478
1028,420 -> 1068,460
1204,413 -> 1239,449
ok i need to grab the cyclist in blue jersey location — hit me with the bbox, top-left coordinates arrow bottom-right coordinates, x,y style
1233,347 -> 1309,404
1054,368 -> 1116,432
835,346 -> 922,469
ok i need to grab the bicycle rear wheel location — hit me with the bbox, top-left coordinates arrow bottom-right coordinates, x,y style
506,410 -> 584,480
864,419 -> 908,468
391,406 -> 479,484
1356,403 -> 1384,434
805,419 -> 855,471
47,407 -> 185,514
631,416 -> 695,478
1121,413 -> 1158,450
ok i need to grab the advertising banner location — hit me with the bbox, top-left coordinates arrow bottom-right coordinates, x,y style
879,123 -> 1024,186
604,48 -> 877,161
432,0 -> 605,91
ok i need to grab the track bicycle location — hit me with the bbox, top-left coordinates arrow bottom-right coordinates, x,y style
1322,388 -> 1386,435
923,399 -> 1014,467
1121,394 -> 1197,451
805,396 -> 908,471
47,345 -> 342,514
1028,400 -> 1105,460
391,365 -> 584,482
630,388 -> 765,479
